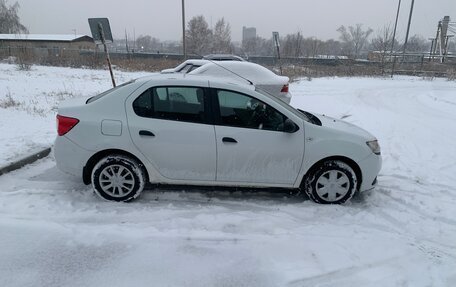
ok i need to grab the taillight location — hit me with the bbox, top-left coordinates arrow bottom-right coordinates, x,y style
56,115 -> 79,136
281,84 -> 289,93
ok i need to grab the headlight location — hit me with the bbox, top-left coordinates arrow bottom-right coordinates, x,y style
366,140 -> 381,155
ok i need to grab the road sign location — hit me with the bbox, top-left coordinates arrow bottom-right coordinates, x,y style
88,18 -> 113,44
88,18 -> 116,87
272,32 -> 280,48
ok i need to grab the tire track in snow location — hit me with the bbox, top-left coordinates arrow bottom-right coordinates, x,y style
286,255 -> 404,287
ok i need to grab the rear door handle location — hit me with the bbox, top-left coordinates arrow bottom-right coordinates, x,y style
139,130 -> 155,137
222,137 -> 237,143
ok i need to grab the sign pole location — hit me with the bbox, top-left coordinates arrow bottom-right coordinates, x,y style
273,32 -> 282,75
89,18 -> 116,88
98,23 -> 116,87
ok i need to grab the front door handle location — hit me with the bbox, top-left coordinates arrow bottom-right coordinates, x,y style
222,137 -> 237,143
139,130 -> 155,137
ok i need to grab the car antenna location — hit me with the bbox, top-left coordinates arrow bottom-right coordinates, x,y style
191,52 -> 254,86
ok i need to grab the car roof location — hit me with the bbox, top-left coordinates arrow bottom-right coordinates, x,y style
180,59 -> 211,65
203,54 -> 246,61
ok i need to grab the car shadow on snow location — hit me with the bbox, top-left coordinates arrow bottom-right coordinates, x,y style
139,185 -> 307,206
19,160 -> 374,208
135,185 -> 377,209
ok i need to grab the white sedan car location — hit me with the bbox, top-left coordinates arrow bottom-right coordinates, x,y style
162,60 -> 291,103
54,74 -> 381,204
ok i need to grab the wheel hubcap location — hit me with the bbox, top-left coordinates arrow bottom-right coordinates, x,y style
99,164 -> 135,198
315,170 -> 350,202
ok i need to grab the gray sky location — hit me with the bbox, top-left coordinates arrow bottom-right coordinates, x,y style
16,0 -> 456,42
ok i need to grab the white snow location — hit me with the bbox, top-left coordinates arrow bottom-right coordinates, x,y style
0,63 -> 149,166
1,64 -> 456,286
0,34 -> 90,42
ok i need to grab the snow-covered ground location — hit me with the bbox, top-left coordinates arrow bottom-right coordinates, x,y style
1,64 -> 456,286
0,63 -> 149,166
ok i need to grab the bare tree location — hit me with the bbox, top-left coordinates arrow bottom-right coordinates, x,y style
242,37 -> 258,56
371,25 -> 395,52
0,0 -> 27,34
449,38 -> 456,54
282,32 -> 304,57
321,39 -> 343,57
304,37 -> 326,58
337,24 -> 373,59
136,35 -> 161,52
370,25 -> 396,73
211,18 -> 231,53
136,35 -> 152,51
276,33 -> 346,58
186,15 -> 212,55
404,34 -> 429,53
242,36 -> 273,57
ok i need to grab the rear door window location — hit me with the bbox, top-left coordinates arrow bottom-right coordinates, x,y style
133,86 -> 207,124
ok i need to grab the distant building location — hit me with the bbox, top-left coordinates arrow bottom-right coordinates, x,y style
0,34 -> 96,58
242,26 -> 256,44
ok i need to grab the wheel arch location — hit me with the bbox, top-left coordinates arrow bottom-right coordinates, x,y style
300,156 -> 362,191
83,149 -> 149,185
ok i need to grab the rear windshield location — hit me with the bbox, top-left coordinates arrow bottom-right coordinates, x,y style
86,80 -> 136,104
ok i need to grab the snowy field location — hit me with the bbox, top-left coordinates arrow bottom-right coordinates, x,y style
1,63 -> 456,286
0,63 -> 149,166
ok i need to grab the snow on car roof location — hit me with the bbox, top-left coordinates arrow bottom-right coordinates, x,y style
134,72 -> 255,90
188,61 -> 287,85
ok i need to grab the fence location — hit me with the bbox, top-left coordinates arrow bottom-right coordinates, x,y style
1,46 -> 454,78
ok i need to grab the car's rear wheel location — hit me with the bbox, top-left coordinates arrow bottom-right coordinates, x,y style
303,160 -> 358,204
91,155 -> 146,202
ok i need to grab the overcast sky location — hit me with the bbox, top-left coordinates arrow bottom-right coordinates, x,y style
16,0 -> 455,42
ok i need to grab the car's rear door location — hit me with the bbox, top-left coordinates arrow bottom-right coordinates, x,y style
126,84 -> 216,182
212,89 -> 304,186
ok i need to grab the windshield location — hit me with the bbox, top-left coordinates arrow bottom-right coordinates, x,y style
255,87 -> 312,122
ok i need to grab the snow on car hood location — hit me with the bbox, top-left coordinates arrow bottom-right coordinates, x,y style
316,114 -> 375,140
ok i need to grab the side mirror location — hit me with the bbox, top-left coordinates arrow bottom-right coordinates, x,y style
283,118 -> 299,133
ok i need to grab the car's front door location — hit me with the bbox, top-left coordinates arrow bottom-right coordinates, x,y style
127,86 -> 216,181
213,89 -> 304,186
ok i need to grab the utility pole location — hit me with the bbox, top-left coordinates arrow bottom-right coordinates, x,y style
402,0 -> 415,59
125,29 -> 129,53
433,22 -> 441,56
443,35 -> 454,62
391,0 -> 401,54
390,0 -> 401,77
428,38 -> 435,61
181,0 -> 187,59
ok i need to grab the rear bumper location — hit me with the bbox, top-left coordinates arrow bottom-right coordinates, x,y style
358,153 -> 382,192
54,136 -> 91,178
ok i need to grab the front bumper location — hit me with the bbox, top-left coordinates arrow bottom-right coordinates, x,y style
358,152 -> 382,192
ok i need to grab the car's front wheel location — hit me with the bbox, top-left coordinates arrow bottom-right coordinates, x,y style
91,155 -> 146,202
303,160 -> 358,204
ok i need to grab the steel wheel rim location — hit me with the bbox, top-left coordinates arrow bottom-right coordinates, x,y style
315,170 -> 350,202
99,164 -> 135,198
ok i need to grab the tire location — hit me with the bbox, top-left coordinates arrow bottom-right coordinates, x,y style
303,160 -> 358,204
91,155 -> 146,202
